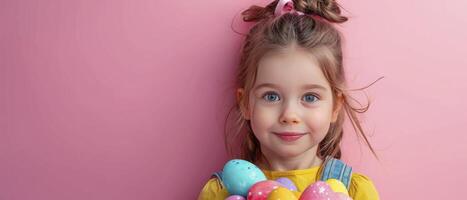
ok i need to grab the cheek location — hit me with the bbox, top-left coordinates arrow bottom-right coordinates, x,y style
304,106 -> 334,134
250,103 -> 278,134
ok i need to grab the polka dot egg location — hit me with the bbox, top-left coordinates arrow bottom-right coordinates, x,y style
222,159 -> 267,197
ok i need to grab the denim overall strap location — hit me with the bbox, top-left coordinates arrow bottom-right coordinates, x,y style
212,171 -> 225,188
319,156 -> 353,190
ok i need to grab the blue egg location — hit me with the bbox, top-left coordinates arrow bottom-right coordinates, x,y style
221,159 -> 267,197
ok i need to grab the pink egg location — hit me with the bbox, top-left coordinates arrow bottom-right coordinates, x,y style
225,195 -> 246,200
299,181 -> 334,200
247,180 -> 284,200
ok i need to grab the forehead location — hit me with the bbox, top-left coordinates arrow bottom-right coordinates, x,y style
255,48 -> 330,90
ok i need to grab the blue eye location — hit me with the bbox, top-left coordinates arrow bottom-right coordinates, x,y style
263,92 -> 280,102
303,93 -> 319,103
262,92 -> 319,103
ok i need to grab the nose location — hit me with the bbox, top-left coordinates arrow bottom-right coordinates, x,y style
279,102 -> 301,125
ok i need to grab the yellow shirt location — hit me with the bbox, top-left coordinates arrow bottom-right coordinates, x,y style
197,166 -> 379,200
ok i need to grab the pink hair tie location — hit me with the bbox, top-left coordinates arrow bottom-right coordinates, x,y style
274,0 -> 323,20
274,0 -> 303,16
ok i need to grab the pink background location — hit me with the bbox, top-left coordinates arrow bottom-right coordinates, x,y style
1,0 -> 466,199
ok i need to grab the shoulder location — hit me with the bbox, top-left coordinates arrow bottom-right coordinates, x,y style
197,177 -> 229,200
348,173 -> 380,200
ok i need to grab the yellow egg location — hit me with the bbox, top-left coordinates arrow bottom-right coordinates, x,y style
325,179 -> 349,195
267,187 -> 298,200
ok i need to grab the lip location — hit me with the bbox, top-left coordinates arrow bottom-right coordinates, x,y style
273,132 -> 307,142
274,132 -> 307,136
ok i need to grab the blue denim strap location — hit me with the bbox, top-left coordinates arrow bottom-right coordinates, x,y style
319,156 -> 352,190
212,171 -> 225,188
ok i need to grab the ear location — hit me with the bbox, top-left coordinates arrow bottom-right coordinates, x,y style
236,88 -> 250,120
331,92 -> 344,123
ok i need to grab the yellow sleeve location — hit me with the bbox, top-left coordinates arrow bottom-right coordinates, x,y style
197,178 -> 229,200
348,173 -> 380,200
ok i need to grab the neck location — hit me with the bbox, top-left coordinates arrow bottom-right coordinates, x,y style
256,144 -> 323,171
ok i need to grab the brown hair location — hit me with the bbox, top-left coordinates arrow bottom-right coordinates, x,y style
224,0 -> 379,179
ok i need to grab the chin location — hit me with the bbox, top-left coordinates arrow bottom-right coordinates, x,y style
276,144 -> 317,158
274,147 -> 306,158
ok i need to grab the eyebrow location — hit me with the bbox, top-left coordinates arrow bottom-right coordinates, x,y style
253,83 -> 327,91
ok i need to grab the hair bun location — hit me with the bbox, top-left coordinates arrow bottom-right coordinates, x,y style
294,0 -> 348,23
241,0 -> 348,23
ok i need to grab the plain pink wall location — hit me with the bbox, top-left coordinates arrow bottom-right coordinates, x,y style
1,0 -> 466,199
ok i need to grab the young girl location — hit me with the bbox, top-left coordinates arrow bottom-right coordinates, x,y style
198,0 -> 379,199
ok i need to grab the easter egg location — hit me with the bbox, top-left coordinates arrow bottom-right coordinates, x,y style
299,181 -> 334,200
325,179 -> 349,195
225,195 -> 246,200
222,159 -> 267,197
275,177 -> 298,191
267,187 -> 298,200
247,180 -> 283,200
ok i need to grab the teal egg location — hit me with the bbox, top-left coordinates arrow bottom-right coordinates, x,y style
222,159 -> 267,197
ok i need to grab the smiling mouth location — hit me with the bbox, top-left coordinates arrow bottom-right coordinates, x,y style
273,132 -> 307,136
273,132 -> 307,142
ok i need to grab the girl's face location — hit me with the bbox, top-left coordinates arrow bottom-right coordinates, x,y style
238,47 -> 342,159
